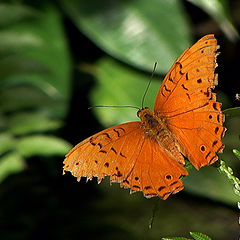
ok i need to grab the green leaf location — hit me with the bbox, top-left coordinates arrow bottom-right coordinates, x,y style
183,166 -> 240,206
0,56 -> 49,80
8,112 -> 62,135
17,4 -> 71,99
190,232 -> 212,240
16,135 -> 72,157
61,0 -> 192,73
0,132 -> 16,155
162,237 -> 191,240
233,149 -> 240,161
0,86 -> 58,112
187,0 -> 239,41
91,58 -> 161,126
162,232 -> 212,240
223,107 -> 240,118
0,152 -> 25,183
0,3 -> 38,27
0,3 -> 71,103
218,160 -> 240,200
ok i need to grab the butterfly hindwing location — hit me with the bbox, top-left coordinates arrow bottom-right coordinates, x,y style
64,121 -> 188,199
120,136 -> 188,199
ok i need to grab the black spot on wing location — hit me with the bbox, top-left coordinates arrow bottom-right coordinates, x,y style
110,147 -> 117,154
120,152 -> 127,158
181,84 -> 188,90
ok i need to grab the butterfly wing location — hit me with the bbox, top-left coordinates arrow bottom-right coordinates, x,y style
153,34 -> 226,169
63,122 -> 142,183
64,121 -> 188,199
120,135 -> 188,199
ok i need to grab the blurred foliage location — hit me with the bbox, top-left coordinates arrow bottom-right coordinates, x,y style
0,0 -> 240,240
162,231 -> 212,240
61,0 -> 192,73
187,0 -> 239,41
0,2 -> 72,180
218,157 -> 240,223
224,106 -> 240,118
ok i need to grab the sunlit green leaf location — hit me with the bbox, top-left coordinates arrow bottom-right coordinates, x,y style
0,132 -> 15,155
8,112 -> 62,135
91,58 -> 162,126
190,232 -> 212,240
233,149 -> 240,161
16,135 -> 72,157
0,152 -> 25,183
0,30 -> 43,56
162,232 -> 212,240
61,0 -> 192,73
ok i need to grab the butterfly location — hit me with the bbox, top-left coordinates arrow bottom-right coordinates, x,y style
63,34 -> 226,200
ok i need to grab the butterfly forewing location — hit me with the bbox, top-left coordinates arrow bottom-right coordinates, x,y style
64,122 -> 141,182
154,34 -> 218,113
153,34 -> 225,170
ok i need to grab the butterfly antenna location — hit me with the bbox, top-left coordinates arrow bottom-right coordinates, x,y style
89,63 -> 157,111
88,105 -> 140,110
141,62 -> 157,109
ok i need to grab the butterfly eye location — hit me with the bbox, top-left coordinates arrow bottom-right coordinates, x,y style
137,110 -> 141,117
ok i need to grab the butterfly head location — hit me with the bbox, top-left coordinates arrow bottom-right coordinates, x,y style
137,107 -> 149,118
137,107 -> 173,140
137,107 -> 165,132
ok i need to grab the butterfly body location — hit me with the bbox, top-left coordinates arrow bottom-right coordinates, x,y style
138,107 -> 185,166
64,34 -> 226,199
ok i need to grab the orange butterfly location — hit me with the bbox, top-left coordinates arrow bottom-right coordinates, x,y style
63,34 -> 226,200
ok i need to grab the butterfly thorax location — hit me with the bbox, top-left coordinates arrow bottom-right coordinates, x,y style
137,107 -> 185,165
137,108 -> 168,138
